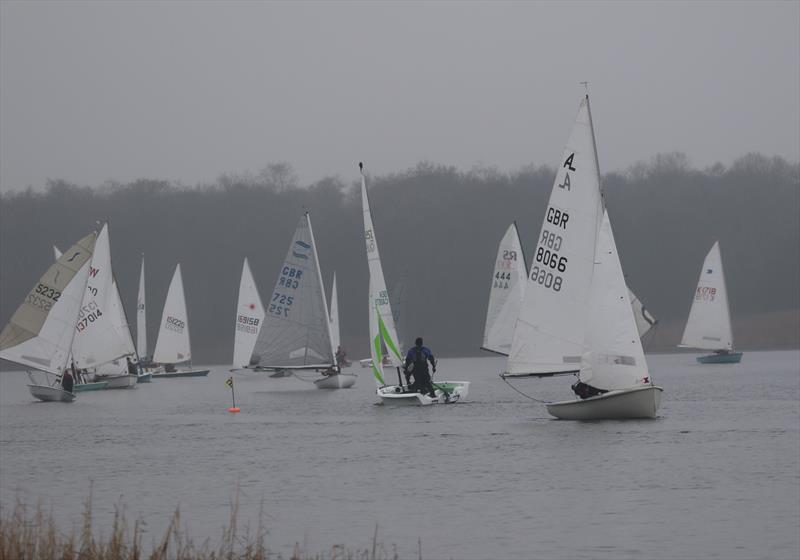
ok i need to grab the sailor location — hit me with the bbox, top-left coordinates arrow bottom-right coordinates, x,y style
335,345 -> 350,367
571,380 -> 607,399
61,368 -> 74,393
404,337 -> 436,397
126,356 -> 137,376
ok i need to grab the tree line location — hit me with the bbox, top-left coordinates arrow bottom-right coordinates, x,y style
0,153 -> 797,363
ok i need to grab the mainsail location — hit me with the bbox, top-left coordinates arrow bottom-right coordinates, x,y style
679,241 -> 734,351
233,257 -> 265,368
360,164 -> 404,385
152,264 -> 192,364
506,96 -> 604,377
71,224 -> 135,369
0,232 -> 96,374
136,256 -> 147,358
482,222 -> 527,355
250,214 -> 336,369
579,210 -> 651,391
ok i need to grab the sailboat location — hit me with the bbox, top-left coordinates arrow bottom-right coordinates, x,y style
133,255 -> 152,382
151,264 -> 209,378
71,223 -> 139,390
246,213 -> 356,389
482,223 -> 528,355
360,162 -> 469,405
0,231 -> 97,402
482,223 -> 657,356
679,241 -> 742,363
503,94 -> 662,420
232,257 -> 265,369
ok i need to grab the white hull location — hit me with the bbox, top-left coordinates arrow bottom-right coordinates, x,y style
546,385 -> 663,420
314,373 -> 357,389
94,373 -> 138,389
377,381 -> 470,406
28,384 -> 76,403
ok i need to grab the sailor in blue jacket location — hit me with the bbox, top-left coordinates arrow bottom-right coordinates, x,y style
404,337 -> 436,396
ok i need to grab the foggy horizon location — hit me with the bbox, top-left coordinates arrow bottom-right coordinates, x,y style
1,1 -> 798,192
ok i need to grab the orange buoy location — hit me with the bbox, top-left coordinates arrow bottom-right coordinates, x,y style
228,407 -> 241,413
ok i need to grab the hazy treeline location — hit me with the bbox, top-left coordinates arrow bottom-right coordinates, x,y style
0,154 -> 798,363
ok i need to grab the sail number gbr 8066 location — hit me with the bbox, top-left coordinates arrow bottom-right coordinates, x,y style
531,207 -> 569,292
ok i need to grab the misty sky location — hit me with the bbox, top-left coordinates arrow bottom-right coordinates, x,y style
1,1 -> 798,192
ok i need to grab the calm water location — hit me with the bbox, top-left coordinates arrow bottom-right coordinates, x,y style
1,351 -> 798,560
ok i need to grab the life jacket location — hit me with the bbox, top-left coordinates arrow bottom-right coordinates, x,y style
412,347 -> 429,373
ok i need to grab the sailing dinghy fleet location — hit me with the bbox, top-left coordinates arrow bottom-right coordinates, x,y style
2,91 -> 750,418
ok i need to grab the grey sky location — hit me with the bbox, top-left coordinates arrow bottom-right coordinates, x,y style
1,0 -> 798,192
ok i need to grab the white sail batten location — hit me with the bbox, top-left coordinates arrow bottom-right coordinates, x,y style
233,257 -> 265,368
0,232 -> 96,374
579,211 -> 651,391
482,223 -> 527,355
361,170 -> 404,377
680,241 -> 734,351
329,272 -> 341,354
71,224 -> 134,369
152,264 -> 192,364
250,214 -> 335,369
506,96 -> 603,376
136,257 -> 147,358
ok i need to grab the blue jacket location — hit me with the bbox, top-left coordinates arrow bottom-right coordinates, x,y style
405,346 -> 435,373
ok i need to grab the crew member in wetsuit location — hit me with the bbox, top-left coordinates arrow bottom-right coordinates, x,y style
404,337 -> 436,397
571,380 -> 607,399
61,369 -> 74,393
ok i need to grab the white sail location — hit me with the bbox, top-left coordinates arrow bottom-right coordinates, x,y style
361,166 -> 404,383
233,257 -> 265,368
579,210 -> 651,391
53,246 -> 62,260
70,224 -> 135,369
506,96 -> 604,377
0,232 -> 96,374
136,256 -> 147,358
152,264 -> 192,364
251,214 -> 335,368
482,223 -> 527,355
110,277 -> 136,357
679,241 -> 734,351
329,272 -> 341,353
628,288 -> 657,337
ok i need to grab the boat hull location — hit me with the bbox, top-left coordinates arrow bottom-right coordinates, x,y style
28,384 -> 76,403
314,373 -> 357,389
697,352 -> 742,364
377,381 -> 470,406
546,385 -> 663,420
74,381 -> 110,392
151,369 -> 210,379
95,374 -> 138,389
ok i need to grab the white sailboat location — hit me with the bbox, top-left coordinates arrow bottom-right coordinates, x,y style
134,256 -> 151,381
503,95 -> 662,420
360,162 -> 469,405
483,224 -> 657,357
151,264 -> 209,378
0,231 -> 97,402
71,223 -> 138,389
246,213 -> 356,389
679,241 -> 742,363
232,257 -> 265,369
328,272 -> 350,368
482,222 -> 527,355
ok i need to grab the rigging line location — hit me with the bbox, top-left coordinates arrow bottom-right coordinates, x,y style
500,376 -> 552,404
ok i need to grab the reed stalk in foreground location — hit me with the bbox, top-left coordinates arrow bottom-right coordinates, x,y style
0,494 -> 409,560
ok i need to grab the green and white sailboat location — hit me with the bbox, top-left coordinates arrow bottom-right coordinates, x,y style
360,162 -> 469,405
